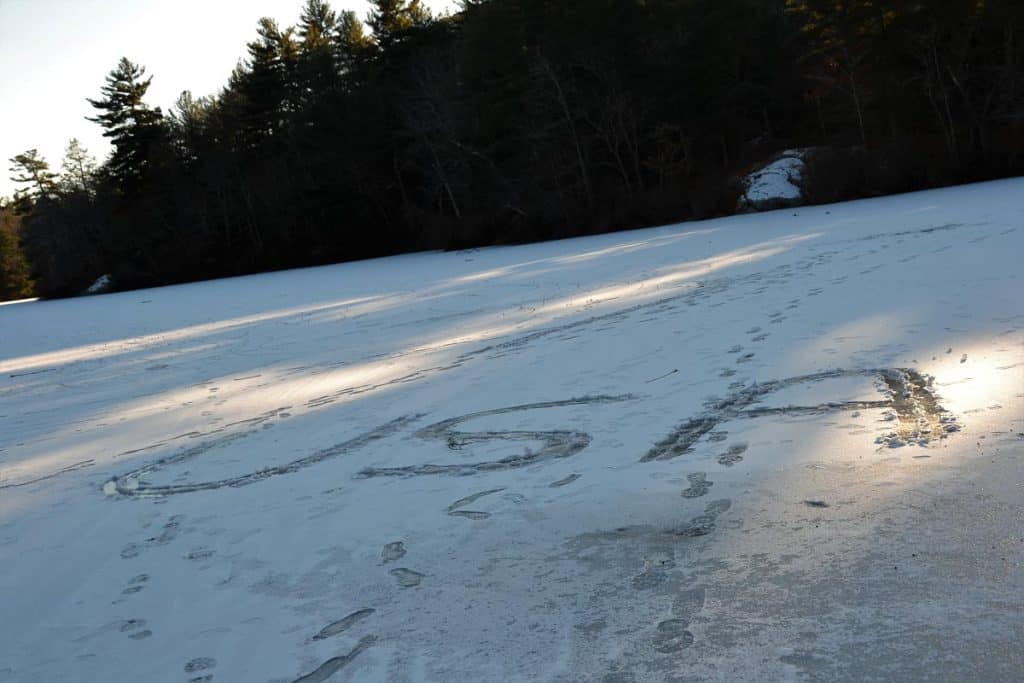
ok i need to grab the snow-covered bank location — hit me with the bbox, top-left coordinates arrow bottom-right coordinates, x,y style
1,179 -> 1022,681
738,149 -> 808,211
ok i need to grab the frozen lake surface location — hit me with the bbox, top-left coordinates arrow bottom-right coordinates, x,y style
1,180 -> 1022,681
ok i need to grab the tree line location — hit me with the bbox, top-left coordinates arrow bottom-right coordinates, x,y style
2,0 -> 1022,300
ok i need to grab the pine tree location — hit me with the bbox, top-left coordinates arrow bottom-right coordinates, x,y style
336,10 -> 372,67
299,0 -> 337,50
86,58 -> 166,189
169,89 -> 214,158
367,0 -> 431,46
238,19 -> 300,143
297,0 -> 340,102
336,10 -> 370,48
59,139 -> 98,194
8,149 -> 57,207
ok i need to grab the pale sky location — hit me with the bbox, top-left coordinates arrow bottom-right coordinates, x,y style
0,0 -> 451,199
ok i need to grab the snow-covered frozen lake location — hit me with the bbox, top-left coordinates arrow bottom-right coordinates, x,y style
1,180 -> 1022,681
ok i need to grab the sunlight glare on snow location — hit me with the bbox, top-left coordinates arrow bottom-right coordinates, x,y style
0,294 -> 397,375
932,341 -> 1024,415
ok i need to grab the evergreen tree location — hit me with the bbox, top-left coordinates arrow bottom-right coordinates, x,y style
168,90 -> 215,162
298,0 -> 337,50
8,0 -> 1022,298
8,149 -> 57,207
368,0 -> 431,46
59,138 -> 98,194
238,19 -> 300,144
297,0 -> 341,104
336,10 -> 372,72
86,58 -> 166,189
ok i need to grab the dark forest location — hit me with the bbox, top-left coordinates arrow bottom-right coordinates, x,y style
3,0 -> 1022,299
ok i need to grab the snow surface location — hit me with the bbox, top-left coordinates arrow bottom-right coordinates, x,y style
1,179 -> 1023,681
740,149 -> 806,209
83,274 -> 113,296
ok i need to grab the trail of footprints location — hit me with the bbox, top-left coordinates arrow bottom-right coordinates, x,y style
311,609 -> 375,642
460,237 -> 961,669
289,538 -> 429,681
717,443 -> 747,467
380,541 -> 406,563
680,473 -> 711,498
98,227 -> 870,498
719,324 -> 772,375
115,515 -> 222,680
5,231 -> 962,683
97,223 -> 979,679
654,587 -> 707,654
657,251 -> 967,666
22,224 -> 968,496
120,618 -> 151,641
121,573 -> 148,596
120,515 -> 183,559
673,500 -> 733,538
184,657 -> 217,683
292,636 -> 376,683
